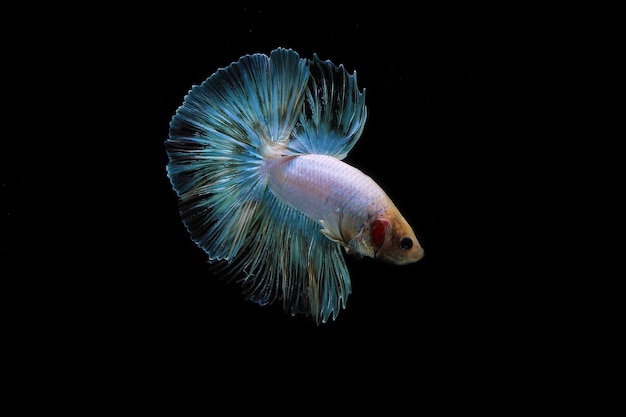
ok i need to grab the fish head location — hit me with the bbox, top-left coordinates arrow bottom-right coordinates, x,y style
371,214 -> 424,265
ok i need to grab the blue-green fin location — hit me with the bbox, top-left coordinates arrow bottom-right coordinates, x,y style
165,48 -> 365,323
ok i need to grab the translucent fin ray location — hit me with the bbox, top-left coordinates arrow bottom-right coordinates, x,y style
211,193 -> 351,324
288,54 -> 367,159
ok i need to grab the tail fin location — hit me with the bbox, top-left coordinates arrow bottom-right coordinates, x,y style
166,48 -> 309,261
165,48 -> 367,323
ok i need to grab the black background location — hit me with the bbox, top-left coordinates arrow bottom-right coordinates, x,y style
132,10 -> 486,333
3,4 -> 561,392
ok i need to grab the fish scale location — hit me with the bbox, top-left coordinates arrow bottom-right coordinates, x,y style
266,153 -> 389,241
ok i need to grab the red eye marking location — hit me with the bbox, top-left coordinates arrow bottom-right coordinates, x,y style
371,219 -> 389,249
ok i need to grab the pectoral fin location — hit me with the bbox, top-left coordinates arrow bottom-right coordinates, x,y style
319,219 -> 350,249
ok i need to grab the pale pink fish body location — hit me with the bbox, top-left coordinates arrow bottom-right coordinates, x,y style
264,153 -> 424,265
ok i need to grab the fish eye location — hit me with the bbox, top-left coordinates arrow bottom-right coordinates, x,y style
400,237 -> 413,250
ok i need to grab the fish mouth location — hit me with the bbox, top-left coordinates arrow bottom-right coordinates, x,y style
411,245 -> 425,263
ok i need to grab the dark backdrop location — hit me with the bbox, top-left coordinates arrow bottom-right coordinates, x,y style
4,5 -> 549,389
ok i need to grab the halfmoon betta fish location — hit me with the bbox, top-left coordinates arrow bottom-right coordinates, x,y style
165,47 -> 424,324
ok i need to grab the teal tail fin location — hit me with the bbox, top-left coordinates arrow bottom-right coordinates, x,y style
165,48 -> 367,323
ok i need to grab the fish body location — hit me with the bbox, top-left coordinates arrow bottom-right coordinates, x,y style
166,48 -> 423,323
264,153 -> 423,264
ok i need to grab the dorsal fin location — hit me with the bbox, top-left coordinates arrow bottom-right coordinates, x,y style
286,54 -> 367,159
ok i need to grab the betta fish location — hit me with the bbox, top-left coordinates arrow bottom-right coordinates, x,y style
165,47 -> 424,324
